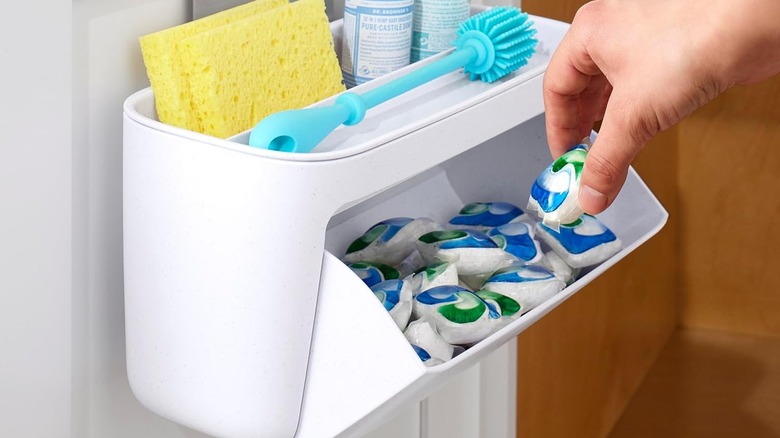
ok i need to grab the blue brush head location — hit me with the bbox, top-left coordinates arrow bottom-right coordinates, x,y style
456,7 -> 538,83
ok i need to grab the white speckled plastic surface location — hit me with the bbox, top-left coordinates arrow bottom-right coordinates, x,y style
122,11 -> 666,438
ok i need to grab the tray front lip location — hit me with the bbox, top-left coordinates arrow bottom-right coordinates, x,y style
123,68 -> 546,163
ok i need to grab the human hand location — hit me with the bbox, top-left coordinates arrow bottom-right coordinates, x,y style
543,0 -> 780,214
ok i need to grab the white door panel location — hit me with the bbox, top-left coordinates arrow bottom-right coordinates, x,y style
364,403 -> 422,438
423,366 -> 482,438
479,342 -> 517,438
364,342 -> 517,438
73,0 -> 210,436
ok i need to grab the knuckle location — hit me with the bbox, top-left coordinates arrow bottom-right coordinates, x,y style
631,113 -> 661,147
620,101 -> 660,149
586,152 -> 624,187
574,1 -> 600,22
571,1 -> 606,48
573,1 -> 605,31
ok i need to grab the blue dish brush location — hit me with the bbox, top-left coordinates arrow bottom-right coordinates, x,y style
248,7 -> 538,153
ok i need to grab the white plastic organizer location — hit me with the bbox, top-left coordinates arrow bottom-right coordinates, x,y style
122,10 -> 667,438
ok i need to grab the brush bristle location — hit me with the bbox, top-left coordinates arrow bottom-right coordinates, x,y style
457,7 -> 538,83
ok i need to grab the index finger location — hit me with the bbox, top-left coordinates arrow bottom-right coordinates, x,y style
543,29 -> 602,157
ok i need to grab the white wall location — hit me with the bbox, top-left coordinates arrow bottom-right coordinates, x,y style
0,0 -> 517,436
0,1 -> 72,436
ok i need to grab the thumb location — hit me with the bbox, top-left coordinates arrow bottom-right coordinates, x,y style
579,93 -> 653,214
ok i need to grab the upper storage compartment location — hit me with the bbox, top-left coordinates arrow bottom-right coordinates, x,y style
128,13 -> 569,161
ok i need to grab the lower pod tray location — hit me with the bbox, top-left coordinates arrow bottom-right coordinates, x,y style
295,118 -> 667,437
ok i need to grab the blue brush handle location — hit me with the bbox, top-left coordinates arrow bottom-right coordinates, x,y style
249,46 -> 478,153
247,6 -> 537,153
362,47 -> 476,108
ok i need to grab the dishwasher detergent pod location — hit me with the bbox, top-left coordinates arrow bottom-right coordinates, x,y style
371,278 -> 414,330
447,201 -> 528,232
482,263 -> 565,313
538,250 -> 580,285
527,141 -> 589,230
535,214 -> 622,268
416,229 -> 510,276
407,261 -> 459,296
344,217 -> 440,266
347,261 -> 400,288
404,316 -> 461,365
413,285 -> 501,345
487,222 -> 543,264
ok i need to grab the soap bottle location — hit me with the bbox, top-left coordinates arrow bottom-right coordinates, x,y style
341,0 -> 415,88
410,0 -> 471,62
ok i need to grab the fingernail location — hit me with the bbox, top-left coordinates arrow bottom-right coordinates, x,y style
579,185 -> 609,214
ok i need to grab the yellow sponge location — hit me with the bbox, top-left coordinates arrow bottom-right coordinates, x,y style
139,0 -> 286,132
178,0 -> 346,138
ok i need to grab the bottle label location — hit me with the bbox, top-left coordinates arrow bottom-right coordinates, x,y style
342,0 -> 414,87
410,0 -> 471,62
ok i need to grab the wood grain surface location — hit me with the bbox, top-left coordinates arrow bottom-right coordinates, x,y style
516,1 -> 780,436
678,77 -> 780,338
515,127 -> 679,437
610,328 -> 780,438
516,2 -> 680,436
